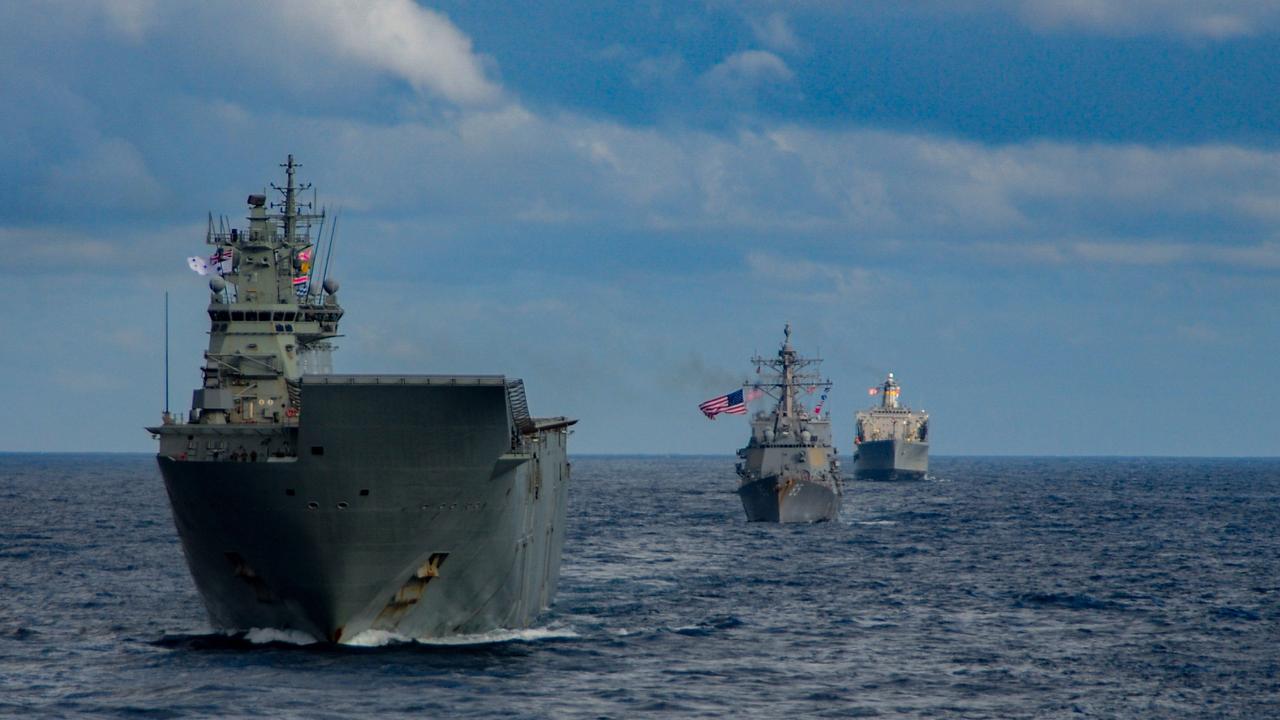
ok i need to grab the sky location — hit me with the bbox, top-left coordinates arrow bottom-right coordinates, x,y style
1,0 -> 1278,456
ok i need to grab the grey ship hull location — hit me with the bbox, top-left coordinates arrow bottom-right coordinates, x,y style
737,475 -> 840,523
853,439 -> 928,481
155,377 -> 571,643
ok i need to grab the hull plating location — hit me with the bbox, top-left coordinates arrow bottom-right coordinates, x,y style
737,475 -> 840,523
156,379 -> 571,643
854,439 -> 929,481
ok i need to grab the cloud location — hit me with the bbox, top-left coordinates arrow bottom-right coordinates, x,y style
98,0 -> 159,42
748,12 -> 801,53
629,53 -> 688,88
81,99 -> 1273,267
972,238 -> 1280,269
701,50 -> 795,94
274,0 -> 501,105
1016,0 -> 1280,39
31,0 -> 501,107
0,222 -> 203,276
42,137 -> 165,212
746,252 -> 874,303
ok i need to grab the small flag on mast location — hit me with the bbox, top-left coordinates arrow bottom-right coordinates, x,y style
209,248 -> 234,276
868,387 -> 879,396
699,389 -> 747,419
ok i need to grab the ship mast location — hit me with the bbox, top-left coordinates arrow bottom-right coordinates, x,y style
782,323 -> 794,417
881,372 -> 900,409
283,155 -> 296,242
748,322 -> 831,422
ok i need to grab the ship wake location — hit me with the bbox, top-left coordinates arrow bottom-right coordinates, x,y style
342,625 -> 580,648
154,625 -> 579,651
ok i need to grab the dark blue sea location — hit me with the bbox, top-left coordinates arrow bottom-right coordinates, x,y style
1,454 -> 1277,718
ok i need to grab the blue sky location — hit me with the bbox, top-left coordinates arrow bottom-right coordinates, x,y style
1,0 -> 1278,455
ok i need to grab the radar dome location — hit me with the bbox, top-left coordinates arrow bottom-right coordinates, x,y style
209,277 -> 226,292
322,278 -> 340,294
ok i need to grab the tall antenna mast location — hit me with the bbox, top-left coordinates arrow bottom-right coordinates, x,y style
320,209 -> 339,290
164,291 -> 170,419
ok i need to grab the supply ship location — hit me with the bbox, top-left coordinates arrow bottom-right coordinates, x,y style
729,324 -> 842,522
853,372 -> 928,480
147,157 -> 575,643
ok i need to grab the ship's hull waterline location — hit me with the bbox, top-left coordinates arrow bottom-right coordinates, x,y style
853,439 -> 929,481
155,376 -> 572,643
737,474 -> 840,523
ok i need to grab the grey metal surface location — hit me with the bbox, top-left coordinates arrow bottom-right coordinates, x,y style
148,157 -> 574,642
854,373 -> 930,481
733,324 -> 843,523
851,439 -> 929,481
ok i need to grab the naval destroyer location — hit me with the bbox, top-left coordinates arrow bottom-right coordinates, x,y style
147,157 -> 575,643
715,324 -> 842,523
853,373 -> 929,480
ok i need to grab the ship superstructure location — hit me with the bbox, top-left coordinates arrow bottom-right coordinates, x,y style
148,157 -> 575,643
733,324 -> 843,522
853,372 -> 929,480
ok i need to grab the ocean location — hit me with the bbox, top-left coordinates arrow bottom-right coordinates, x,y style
0,454 -> 1276,718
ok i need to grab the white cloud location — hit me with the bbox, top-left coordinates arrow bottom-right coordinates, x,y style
1016,0 -> 1280,39
166,105 -> 1276,265
749,12 -> 801,52
702,50 -> 795,92
971,238 -> 1280,268
43,0 -> 502,106
746,251 -> 874,303
274,0 -> 501,105
99,0 -> 159,42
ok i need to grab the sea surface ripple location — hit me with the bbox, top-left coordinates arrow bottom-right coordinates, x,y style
0,454 -> 1277,718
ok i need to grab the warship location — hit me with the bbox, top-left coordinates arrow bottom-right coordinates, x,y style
725,324 -> 843,523
853,372 -> 929,480
147,156 -> 575,643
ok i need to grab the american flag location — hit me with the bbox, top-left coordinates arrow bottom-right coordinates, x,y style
699,389 -> 747,419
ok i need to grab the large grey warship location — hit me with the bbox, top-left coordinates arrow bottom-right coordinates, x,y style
853,373 -> 929,480
147,157 -> 575,643
731,324 -> 842,523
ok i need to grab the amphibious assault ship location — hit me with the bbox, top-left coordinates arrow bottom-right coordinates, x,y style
147,157 -> 575,643
854,373 -> 929,480
734,324 -> 842,522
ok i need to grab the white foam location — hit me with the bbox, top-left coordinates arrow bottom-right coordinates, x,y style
341,629 -> 413,647
241,627 -> 321,645
341,625 -> 579,647
856,520 -> 899,526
